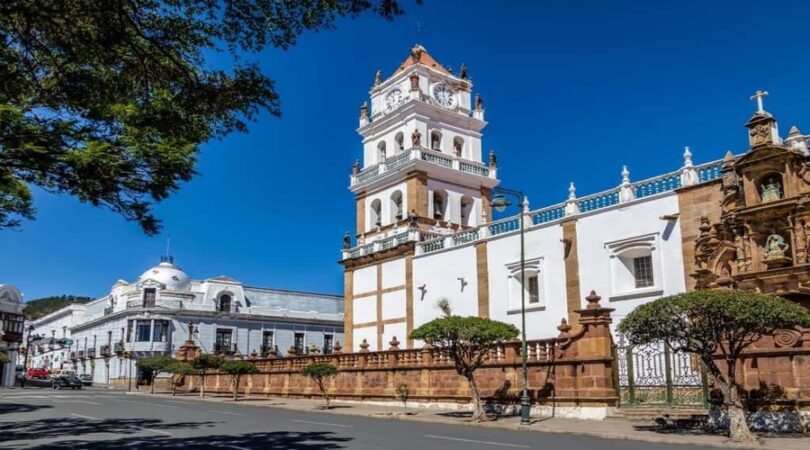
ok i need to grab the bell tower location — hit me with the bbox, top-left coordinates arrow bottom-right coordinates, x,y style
348,44 -> 500,245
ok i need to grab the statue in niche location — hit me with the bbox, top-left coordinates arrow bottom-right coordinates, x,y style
764,233 -> 789,259
411,129 -> 422,147
342,231 -> 351,249
408,209 -> 419,229
760,176 -> 782,202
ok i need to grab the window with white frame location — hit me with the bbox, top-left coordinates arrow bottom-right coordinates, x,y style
505,257 -> 544,311
605,234 -> 662,299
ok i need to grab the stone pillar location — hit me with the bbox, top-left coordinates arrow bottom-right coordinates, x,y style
572,291 -> 617,400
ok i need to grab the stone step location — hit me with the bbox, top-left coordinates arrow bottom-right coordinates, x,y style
608,407 -> 708,422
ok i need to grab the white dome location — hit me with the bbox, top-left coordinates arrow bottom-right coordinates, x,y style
138,260 -> 191,291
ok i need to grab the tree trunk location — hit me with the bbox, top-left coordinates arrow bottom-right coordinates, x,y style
725,383 -> 757,444
320,380 -> 330,409
150,375 -> 155,394
233,376 -> 239,401
466,374 -> 485,422
200,375 -> 206,398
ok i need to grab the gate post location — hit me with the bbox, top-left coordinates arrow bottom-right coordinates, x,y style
664,344 -> 673,405
625,346 -> 635,405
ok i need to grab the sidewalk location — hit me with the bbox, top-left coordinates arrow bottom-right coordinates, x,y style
126,390 -> 807,450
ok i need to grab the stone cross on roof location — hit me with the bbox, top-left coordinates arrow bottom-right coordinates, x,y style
750,90 -> 769,114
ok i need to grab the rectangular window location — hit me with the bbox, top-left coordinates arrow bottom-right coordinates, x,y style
126,320 -> 133,342
527,275 -> 540,304
323,334 -> 334,355
215,329 -> 233,353
294,333 -> 305,355
135,320 -> 151,342
261,331 -> 274,354
143,288 -> 156,307
153,320 -> 169,342
633,255 -> 654,288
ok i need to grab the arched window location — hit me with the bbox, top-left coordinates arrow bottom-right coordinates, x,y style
219,294 -> 232,312
390,191 -> 403,222
370,199 -> 382,228
430,131 -> 442,151
433,190 -> 447,220
506,258 -> 543,309
758,173 -> 784,203
460,195 -> 474,226
605,234 -> 661,298
395,132 -> 405,152
377,141 -> 387,162
453,137 -> 464,157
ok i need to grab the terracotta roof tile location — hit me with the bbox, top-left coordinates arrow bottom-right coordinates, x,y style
394,44 -> 450,76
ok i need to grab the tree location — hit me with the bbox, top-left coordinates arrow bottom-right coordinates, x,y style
410,302 -> 518,422
0,351 -> 8,364
219,359 -> 259,401
617,290 -> 810,444
301,362 -> 338,409
0,0 -> 417,234
135,354 -> 173,394
190,353 -> 224,398
165,360 -> 194,397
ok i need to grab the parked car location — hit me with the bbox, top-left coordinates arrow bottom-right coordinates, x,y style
26,367 -> 50,379
49,369 -> 77,380
79,374 -> 93,386
52,375 -> 82,390
15,366 -> 25,381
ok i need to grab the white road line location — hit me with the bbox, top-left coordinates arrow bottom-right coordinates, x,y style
164,400 -> 194,405
424,435 -> 530,448
292,419 -> 354,428
53,400 -> 103,405
70,413 -> 99,420
208,410 -> 247,416
143,428 -> 173,436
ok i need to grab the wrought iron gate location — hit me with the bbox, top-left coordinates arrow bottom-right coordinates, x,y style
616,336 -> 710,407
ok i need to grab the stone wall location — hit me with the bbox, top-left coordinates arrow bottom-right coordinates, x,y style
676,180 -> 724,292
182,294 -> 619,419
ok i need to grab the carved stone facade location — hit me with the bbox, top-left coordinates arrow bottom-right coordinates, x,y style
690,108 -> 810,309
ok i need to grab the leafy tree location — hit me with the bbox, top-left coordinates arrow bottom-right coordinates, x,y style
618,290 -> 810,444
135,354 -> 173,394
165,360 -> 194,397
219,359 -> 259,401
0,351 -> 9,364
0,0 -> 417,233
189,353 -> 223,398
410,302 -> 518,422
301,362 -> 338,409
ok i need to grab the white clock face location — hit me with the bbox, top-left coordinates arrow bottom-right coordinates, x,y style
385,89 -> 403,111
432,84 -> 456,108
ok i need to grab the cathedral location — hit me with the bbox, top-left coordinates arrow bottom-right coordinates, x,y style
340,45 -> 810,352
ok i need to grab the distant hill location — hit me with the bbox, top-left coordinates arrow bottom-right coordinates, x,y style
24,295 -> 93,321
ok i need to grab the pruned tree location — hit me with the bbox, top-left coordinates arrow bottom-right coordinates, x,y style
135,355 -> 173,394
165,361 -> 194,396
301,362 -> 338,409
190,353 -> 224,398
219,359 -> 259,401
410,301 -> 518,422
0,0 -> 418,233
618,290 -> 810,444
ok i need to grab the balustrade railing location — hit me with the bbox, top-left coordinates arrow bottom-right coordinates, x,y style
459,161 -> 489,177
420,149 -> 453,168
452,229 -> 479,245
532,204 -> 566,225
351,148 -> 495,187
385,151 -> 411,171
126,298 -> 183,309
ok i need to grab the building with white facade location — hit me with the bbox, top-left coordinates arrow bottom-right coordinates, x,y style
0,285 -> 25,387
24,258 -> 343,386
340,46 -> 810,352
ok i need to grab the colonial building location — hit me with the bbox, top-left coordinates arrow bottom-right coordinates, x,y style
340,46 -> 810,352
24,258 -> 343,385
0,284 -> 25,387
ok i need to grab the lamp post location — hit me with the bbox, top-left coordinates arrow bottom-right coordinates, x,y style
22,325 -> 38,388
490,187 -> 531,425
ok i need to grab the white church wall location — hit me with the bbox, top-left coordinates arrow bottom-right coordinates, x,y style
381,258 -> 406,289
353,265 -> 377,295
381,290 -> 406,321
352,295 -> 377,325
412,245 -> 478,329
486,223 -> 568,340
353,325 -> 377,351
382,321 -> 407,349
575,193 -> 685,332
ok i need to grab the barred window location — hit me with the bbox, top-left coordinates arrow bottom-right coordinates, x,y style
527,275 -> 540,304
633,256 -> 654,288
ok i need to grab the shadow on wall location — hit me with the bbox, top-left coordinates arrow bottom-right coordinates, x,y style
24,430 -> 352,449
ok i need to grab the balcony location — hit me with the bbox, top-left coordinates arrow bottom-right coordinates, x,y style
103,306 -> 114,316
78,350 -> 85,359
126,298 -> 183,309
87,348 -> 96,359
2,331 -> 22,343
127,341 -> 170,353
100,345 -> 111,357
214,343 -> 236,355
114,342 -> 125,354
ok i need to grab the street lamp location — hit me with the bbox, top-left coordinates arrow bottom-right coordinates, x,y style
490,187 -> 531,425
22,325 -> 38,388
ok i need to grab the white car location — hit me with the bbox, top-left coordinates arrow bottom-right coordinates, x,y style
49,369 -> 77,380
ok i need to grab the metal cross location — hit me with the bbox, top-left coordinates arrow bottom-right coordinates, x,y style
750,90 -> 769,113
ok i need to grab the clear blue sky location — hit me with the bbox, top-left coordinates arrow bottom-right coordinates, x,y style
3,0 -> 809,301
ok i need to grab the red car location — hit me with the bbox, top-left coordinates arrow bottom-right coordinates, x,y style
26,367 -> 50,379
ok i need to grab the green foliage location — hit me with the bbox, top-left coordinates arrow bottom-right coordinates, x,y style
23,295 -> 92,320
190,354 -> 224,372
136,355 -> 173,373
301,362 -> 338,380
0,351 -> 9,364
0,0 -> 415,233
165,361 -> 194,376
220,360 -> 259,376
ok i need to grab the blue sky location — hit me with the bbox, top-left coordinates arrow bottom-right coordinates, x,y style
3,0 -> 810,301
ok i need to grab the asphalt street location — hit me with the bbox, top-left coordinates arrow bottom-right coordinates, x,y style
0,388 -> 721,449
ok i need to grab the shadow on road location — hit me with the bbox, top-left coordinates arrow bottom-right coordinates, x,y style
29,430 -> 352,449
0,402 -> 54,415
0,417 -> 218,442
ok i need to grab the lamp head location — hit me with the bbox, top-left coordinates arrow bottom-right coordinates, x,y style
491,193 -> 512,213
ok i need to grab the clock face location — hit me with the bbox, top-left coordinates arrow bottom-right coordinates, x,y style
385,89 -> 403,111
432,84 -> 455,108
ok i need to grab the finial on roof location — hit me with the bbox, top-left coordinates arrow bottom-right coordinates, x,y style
460,63 -> 468,80
410,44 -> 425,62
568,182 -> 577,200
683,146 -> 693,167
474,93 -> 484,110
565,182 -> 580,216
750,90 -> 769,114
789,125 -> 801,137
621,165 -> 630,184
522,196 -> 530,214
723,150 -> 735,163
619,166 -> 635,203
488,149 -> 497,168
373,70 -> 382,87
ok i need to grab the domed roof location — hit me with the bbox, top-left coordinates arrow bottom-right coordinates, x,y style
138,258 -> 191,291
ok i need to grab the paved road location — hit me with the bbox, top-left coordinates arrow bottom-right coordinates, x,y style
0,388 -> 719,449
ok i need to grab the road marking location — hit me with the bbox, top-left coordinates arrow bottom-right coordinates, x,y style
208,410 -> 247,416
53,400 -> 103,405
164,400 -> 194,405
143,428 -> 173,436
292,419 -> 354,428
70,413 -> 99,420
424,435 -> 530,448
113,398 -> 175,407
